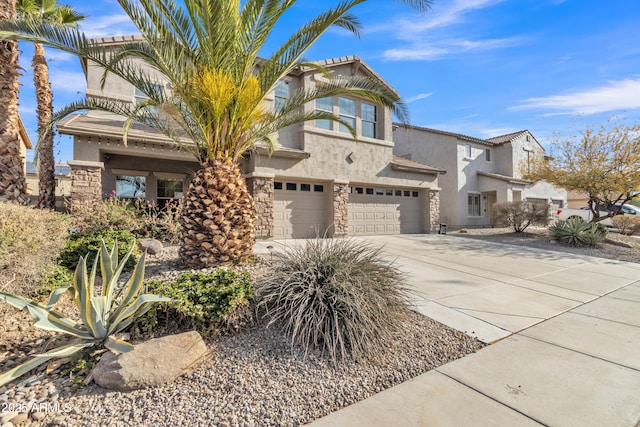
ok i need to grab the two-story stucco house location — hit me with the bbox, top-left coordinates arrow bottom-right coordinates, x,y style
58,36 -> 444,240
393,125 -> 567,228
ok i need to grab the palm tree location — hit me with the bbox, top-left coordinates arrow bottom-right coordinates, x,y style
0,0 -> 432,266
0,0 -> 28,204
16,0 -> 84,209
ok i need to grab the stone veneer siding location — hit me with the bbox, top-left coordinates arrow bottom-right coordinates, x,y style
247,176 -> 274,239
428,190 -> 440,232
68,160 -> 104,202
332,182 -> 349,237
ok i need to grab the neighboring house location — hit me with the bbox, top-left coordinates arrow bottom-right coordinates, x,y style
567,190 -> 589,208
393,125 -> 567,228
18,115 -> 32,173
25,161 -> 72,210
58,36 -> 444,239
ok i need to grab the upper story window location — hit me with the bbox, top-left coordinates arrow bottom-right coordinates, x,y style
315,97 -> 333,130
338,97 -> 356,134
134,86 -> 160,116
485,148 -> 491,162
274,80 -> 289,112
361,103 -> 377,138
465,144 -> 472,159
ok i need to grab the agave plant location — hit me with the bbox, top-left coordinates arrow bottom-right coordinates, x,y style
549,217 -> 608,247
0,240 -> 172,387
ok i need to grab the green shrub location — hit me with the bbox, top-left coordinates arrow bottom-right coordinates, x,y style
257,238 -> 412,364
136,269 -> 254,336
493,201 -> 550,232
0,202 -> 72,296
549,217 -> 608,246
58,229 -> 139,271
41,264 -> 74,295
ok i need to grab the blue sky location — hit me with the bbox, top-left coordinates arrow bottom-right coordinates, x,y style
17,0 -> 640,164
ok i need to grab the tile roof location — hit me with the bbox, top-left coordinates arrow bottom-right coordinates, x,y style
25,162 -> 71,176
391,155 -> 445,175
394,123 -> 497,147
477,171 -> 531,185
486,130 -> 530,145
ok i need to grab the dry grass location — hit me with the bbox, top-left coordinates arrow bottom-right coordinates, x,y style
0,203 -> 71,296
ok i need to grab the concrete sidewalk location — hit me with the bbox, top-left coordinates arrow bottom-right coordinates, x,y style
257,235 -> 640,426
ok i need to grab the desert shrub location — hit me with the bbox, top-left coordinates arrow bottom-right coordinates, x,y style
69,196 -> 182,243
68,195 -> 142,234
611,215 -> 640,236
493,201 -> 550,232
0,203 -> 72,296
58,229 -> 139,271
257,238 -> 412,364
133,198 -> 182,244
134,269 -> 254,336
549,217 -> 608,246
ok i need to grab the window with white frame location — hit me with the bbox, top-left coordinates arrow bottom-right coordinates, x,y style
274,80 -> 289,112
338,97 -> 356,134
485,148 -> 491,162
361,103 -> 377,138
315,97 -> 333,130
468,193 -> 481,216
465,143 -> 472,158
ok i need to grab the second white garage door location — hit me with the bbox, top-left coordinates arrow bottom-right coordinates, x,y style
273,181 -> 327,239
348,187 -> 422,235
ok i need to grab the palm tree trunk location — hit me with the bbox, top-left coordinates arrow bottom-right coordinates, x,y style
179,158 -> 255,267
33,42 -> 56,209
0,0 -> 28,204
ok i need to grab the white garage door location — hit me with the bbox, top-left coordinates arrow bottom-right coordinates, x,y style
348,187 -> 422,235
273,181 -> 327,239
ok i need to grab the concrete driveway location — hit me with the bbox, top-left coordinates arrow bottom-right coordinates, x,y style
257,234 -> 640,426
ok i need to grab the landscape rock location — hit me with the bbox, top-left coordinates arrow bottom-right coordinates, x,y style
138,238 -> 164,255
92,331 -> 208,391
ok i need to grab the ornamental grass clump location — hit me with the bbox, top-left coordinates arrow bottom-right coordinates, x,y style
549,217 -> 608,246
258,238 -> 412,364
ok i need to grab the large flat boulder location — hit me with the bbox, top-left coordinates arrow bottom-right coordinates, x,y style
92,331 -> 208,391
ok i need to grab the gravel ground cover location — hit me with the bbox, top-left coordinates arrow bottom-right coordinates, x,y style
451,226 -> 640,264
0,246 -> 483,427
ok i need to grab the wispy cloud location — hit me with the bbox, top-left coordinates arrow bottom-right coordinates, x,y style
383,36 -> 523,61
49,70 -> 87,94
511,78 -> 640,115
405,92 -> 434,103
80,14 -> 139,38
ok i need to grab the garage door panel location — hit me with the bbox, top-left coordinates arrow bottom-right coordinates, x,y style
348,191 -> 421,236
274,182 -> 326,239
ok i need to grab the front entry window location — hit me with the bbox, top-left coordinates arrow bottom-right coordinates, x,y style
157,178 -> 183,204
116,175 -> 146,199
468,193 -> 481,216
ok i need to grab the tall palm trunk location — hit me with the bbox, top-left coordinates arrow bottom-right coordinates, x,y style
0,0 -> 28,204
179,158 -> 255,267
33,42 -> 55,209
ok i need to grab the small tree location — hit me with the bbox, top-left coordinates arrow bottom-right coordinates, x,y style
527,118 -> 640,223
493,201 -> 550,233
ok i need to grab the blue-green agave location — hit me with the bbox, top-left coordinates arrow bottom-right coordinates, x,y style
0,240 -> 172,387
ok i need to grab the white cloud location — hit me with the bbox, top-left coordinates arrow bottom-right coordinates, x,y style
45,50 -> 76,63
80,14 -> 139,38
405,92 -> 434,103
512,78 -> 640,115
383,36 -> 523,61
49,70 -> 87,94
